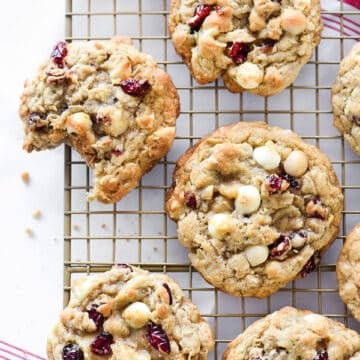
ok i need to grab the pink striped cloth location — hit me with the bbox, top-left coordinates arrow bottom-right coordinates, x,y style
322,0 -> 360,38
0,340 -> 45,360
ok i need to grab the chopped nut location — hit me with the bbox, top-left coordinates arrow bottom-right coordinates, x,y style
32,210 -> 41,219
21,171 -> 30,184
25,228 -> 34,236
305,197 -> 329,219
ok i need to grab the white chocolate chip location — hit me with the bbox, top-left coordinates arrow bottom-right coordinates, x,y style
244,245 -> 269,267
234,62 -> 264,89
66,112 -> 92,134
283,150 -> 308,177
281,8 -> 307,35
235,185 -> 261,215
122,302 -> 151,329
109,108 -> 130,136
253,144 -> 281,170
208,213 -> 234,240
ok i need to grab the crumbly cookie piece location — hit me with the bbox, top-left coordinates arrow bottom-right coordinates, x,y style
166,122 -> 343,298
337,223 -> 360,323
222,306 -> 360,359
168,0 -> 322,96
332,42 -> 360,155
20,37 -> 180,203
47,265 -> 214,360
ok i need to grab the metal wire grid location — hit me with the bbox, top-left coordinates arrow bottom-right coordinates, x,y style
64,0 -> 360,358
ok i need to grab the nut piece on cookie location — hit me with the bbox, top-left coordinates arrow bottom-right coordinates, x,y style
20,38 -> 180,203
47,265 -> 214,360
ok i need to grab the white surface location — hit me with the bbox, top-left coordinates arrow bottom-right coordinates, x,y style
0,1 -> 65,356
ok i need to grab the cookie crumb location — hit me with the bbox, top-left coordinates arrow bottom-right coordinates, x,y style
153,247 -> 158,252
32,209 -> 41,218
73,224 -> 80,231
101,223 -> 107,229
21,171 -> 30,184
25,227 -> 34,236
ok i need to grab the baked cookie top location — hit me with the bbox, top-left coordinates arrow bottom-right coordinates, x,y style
337,223 -> 360,323
168,0 -> 322,96
166,122 -> 343,298
19,37 -> 180,203
332,42 -> 360,156
222,306 -> 360,359
47,265 -> 214,360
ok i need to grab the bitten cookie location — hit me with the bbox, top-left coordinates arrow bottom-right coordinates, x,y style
20,37 -> 180,203
332,42 -> 360,155
166,122 -> 343,298
47,265 -> 214,360
337,223 -> 360,323
168,0 -> 322,96
222,306 -> 360,359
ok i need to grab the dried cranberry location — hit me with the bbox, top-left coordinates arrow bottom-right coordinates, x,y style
313,351 -> 328,360
269,234 -> 291,259
184,191 -> 197,209
188,4 -> 212,32
87,304 -> 104,330
352,115 -> 360,126
116,263 -> 133,271
51,41 -> 68,68
300,251 -> 321,278
162,283 -> 173,305
90,332 -> 114,355
278,167 -> 301,191
146,321 -> 171,354
264,174 -> 289,193
229,42 -> 250,64
111,149 -> 123,157
120,79 -> 151,96
260,39 -> 276,53
62,344 -> 84,360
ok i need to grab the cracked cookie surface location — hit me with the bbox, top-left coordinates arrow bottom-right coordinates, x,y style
332,42 -> 360,156
47,265 -> 214,360
166,122 -> 343,298
20,37 -> 180,203
222,306 -> 360,360
168,0 -> 322,96
337,223 -> 360,323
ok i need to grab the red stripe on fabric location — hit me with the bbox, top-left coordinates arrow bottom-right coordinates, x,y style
0,348 -> 26,360
0,355 -> 10,360
322,15 -> 360,35
342,0 -> 360,9
323,22 -> 353,36
0,341 -> 45,360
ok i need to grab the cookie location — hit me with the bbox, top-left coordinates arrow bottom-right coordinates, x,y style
168,0 -> 322,96
222,306 -> 360,359
332,42 -> 360,155
166,122 -> 343,298
47,264 -> 214,360
19,37 -> 180,203
337,223 -> 360,323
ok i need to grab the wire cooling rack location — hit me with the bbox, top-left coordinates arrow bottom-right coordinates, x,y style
64,0 -> 360,358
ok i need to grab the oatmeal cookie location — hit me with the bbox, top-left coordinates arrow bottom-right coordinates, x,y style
222,306 -> 360,359
332,42 -> 360,155
19,37 -> 180,203
166,122 -> 343,298
47,264 -> 214,360
168,0 -> 322,96
337,223 -> 360,323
